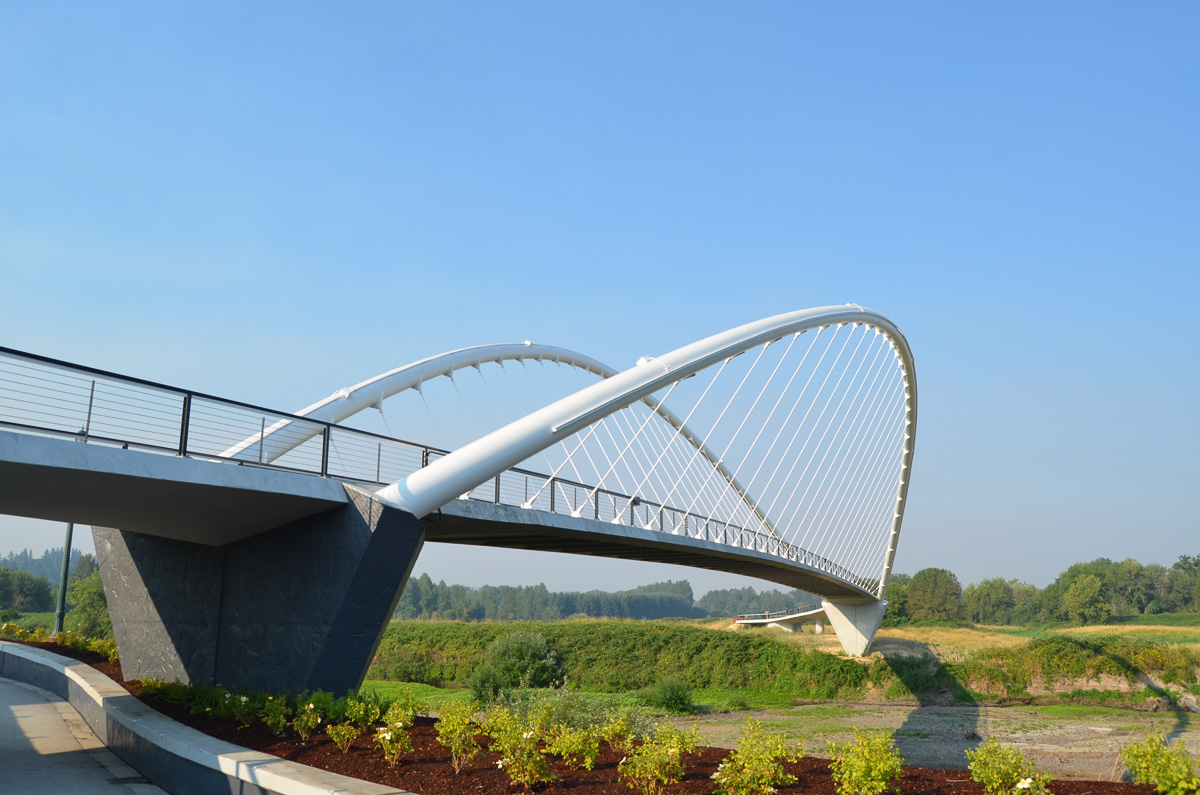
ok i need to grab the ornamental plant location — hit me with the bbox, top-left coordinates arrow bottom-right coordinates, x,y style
966,738 -> 1051,795
545,724 -> 602,771
260,696 -> 292,736
711,717 -> 799,795
1120,733 -> 1200,795
827,730 -> 905,795
603,712 -> 645,755
292,703 -> 322,742
484,704 -> 555,790
618,722 -> 702,795
327,722 -> 361,755
345,696 -> 382,730
373,725 -> 413,766
383,690 -> 430,729
435,698 -> 482,774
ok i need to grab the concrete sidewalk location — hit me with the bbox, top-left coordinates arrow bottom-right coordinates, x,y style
0,676 -> 165,794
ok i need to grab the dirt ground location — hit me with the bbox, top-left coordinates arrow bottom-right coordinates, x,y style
680,702 -> 1199,781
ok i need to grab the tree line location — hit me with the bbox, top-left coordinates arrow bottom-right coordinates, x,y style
884,554 -> 1200,626
393,574 -> 817,622
0,552 -> 101,623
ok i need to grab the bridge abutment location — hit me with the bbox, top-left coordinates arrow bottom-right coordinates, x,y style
94,484 -> 423,695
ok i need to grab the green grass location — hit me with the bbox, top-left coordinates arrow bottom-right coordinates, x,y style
15,612 -> 54,631
1106,613 -> 1200,627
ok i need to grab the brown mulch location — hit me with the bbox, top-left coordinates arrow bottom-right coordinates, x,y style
7,640 -> 1155,795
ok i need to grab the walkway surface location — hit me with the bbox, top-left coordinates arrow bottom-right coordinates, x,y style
0,675 -> 166,794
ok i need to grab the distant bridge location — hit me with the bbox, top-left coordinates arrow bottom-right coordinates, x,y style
0,305 -> 916,693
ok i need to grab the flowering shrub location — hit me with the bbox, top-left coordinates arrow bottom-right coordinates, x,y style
546,724 -> 602,770
0,622 -> 18,639
618,722 -> 702,795
327,721 -> 361,754
826,730 -> 904,795
435,699 -> 482,774
374,725 -> 413,766
966,738 -> 1051,795
1120,733 -> 1200,795
711,717 -> 799,795
260,696 -> 292,736
292,703 -> 322,742
484,704 -> 555,790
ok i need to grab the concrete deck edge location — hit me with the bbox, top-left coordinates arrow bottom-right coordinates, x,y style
0,642 -> 412,795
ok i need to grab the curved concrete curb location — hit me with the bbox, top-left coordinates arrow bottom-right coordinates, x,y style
0,642 -> 413,795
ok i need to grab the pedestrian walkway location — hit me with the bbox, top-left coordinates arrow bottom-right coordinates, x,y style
0,676 -> 165,794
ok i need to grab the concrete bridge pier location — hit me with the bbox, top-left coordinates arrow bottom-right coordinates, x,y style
93,485 -> 423,696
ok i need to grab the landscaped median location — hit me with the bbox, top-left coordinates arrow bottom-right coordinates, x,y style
0,641 -> 413,795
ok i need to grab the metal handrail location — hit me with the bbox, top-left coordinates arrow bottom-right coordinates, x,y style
0,345 -> 874,591
736,602 -> 824,621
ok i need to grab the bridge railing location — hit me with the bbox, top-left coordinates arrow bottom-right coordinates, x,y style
0,345 -> 874,592
735,602 -> 824,621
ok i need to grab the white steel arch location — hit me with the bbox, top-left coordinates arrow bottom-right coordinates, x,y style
376,305 -> 917,598
220,342 -> 778,538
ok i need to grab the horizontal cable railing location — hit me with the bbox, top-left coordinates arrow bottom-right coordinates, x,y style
735,602 -> 824,621
0,345 -> 873,591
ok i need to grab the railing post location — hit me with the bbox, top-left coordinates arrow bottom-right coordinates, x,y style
82,380 -> 96,441
594,493 -> 599,521
549,478 -> 556,513
320,426 -> 330,476
494,475 -> 501,504
376,443 -> 382,482
258,417 -> 265,464
422,447 -> 429,468
178,393 -> 192,456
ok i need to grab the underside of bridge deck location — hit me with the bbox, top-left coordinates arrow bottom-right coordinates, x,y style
424,499 -> 877,604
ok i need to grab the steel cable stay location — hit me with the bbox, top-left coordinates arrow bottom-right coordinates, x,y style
788,333 -> 895,553
817,374 -> 905,570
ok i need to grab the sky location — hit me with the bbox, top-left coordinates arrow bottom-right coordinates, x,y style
1,3 -> 1197,596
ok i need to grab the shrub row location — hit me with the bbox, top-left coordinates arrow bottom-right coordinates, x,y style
370,620 -> 872,699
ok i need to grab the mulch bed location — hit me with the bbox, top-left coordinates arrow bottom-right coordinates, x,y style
11,640 -> 1155,795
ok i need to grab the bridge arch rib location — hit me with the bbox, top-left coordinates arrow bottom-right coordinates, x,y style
377,304 -> 918,616
223,342 -> 777,542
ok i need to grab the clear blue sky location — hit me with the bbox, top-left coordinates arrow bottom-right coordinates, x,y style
2,3 -> 1196,594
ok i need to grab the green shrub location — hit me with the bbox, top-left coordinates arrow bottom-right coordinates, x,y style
383,690 -> 429,729
469,631 -> 563,701
345,696 -> 382,729
711,717 -> 799,795
827,730 -> 904,795
966,738 -> 1051,795
435,699 -> 482,774
327,722 -> 361,754
483,704 -> 556,790
618,722 -> 701,795
1120,733 -> 1200,795
292,702 -> 322,742
373,724 -> 413,766
637,677 -> 695,714
261,696 -> 292,736
545,724 -> 602,770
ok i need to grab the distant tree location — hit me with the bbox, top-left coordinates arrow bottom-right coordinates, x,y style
1064,573 -> 1109,625
880,580 -> 908,627
71,553 -> 98,581
0,567 -> 54,613
905,568 -> 962,622
963,578 -> 1014,624
65,571 -> 111,638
